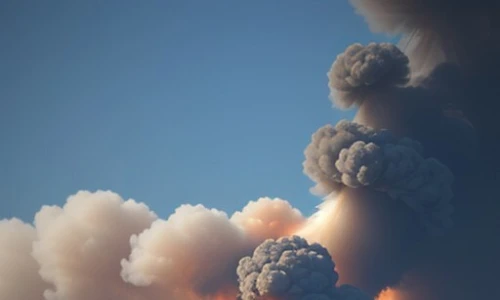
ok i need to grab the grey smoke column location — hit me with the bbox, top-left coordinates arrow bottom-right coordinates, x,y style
328,43 -> 410,109
303,120 -> 454,235
236,236 -> 370,300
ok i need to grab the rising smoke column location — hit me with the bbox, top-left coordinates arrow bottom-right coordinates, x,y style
350,0 -> 500,173
300,97 -> 455,294
307,1 -> 500,299
327,42 -> 478,173
236,235 -> 371,300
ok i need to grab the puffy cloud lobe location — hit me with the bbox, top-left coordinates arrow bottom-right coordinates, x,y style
237,236 -> 339,300
304,120 -> 454,234
0,219 -> 47,300
303,120 -> 392,194
231,197 -> 306,243
335,141 -> 384,188
0,191 -> 308,300
121,197 -> 307,299
32,190 -> 157,300
328,43 -> 410,109
121,204 -> 248,298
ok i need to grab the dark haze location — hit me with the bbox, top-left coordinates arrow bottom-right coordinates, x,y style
316,1 -> 500,298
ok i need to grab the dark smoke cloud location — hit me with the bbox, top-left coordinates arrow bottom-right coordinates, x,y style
303,120 -> 454,235
349,1 -> 500,174
236,236 -> 370,300
303,120 -> 391,194
350,0 -> 500,75
310,1 -> 500,299
328,43 -> 410,109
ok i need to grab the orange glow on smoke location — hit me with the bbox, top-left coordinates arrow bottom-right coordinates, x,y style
212,286 -> 238,300
376,287 -> 401,300
213,295 -> 233,300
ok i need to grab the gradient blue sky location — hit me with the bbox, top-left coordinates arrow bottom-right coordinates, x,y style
1,1 -> 394,221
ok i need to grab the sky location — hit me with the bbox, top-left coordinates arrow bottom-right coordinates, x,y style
0,0 -> 394,222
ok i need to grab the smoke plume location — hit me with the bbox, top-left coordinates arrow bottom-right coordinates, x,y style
3,1 -> 500,299
0,192 -> 310,300
328,43 -> 410,109
350,0 -> 500,75
350,0 -> 500,172
308,0 -> 500,298
303,120 -> 454,235
236,235 -> 370,300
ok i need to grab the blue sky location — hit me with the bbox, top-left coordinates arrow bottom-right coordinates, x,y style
0,0 -> 394,221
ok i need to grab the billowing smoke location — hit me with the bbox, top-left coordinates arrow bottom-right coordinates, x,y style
231,197 -> 306,243
0,192 -> 310,300
328,43 -> 409,109
3,1 -> 500,299
349,0 -> 500,173
32,190 -> 157,300
236,235 -> 370,300
121,204 -> 248,299
303,120 -> 454,235
121,197 -> 305,299
350,0 -> 500,75
305,0 -> 500,298
298,189 -> 420,296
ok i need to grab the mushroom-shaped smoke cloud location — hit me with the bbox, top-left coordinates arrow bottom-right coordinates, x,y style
328,43 -> 410,109
237,235 -> 371,300
303,120 -> 454,235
